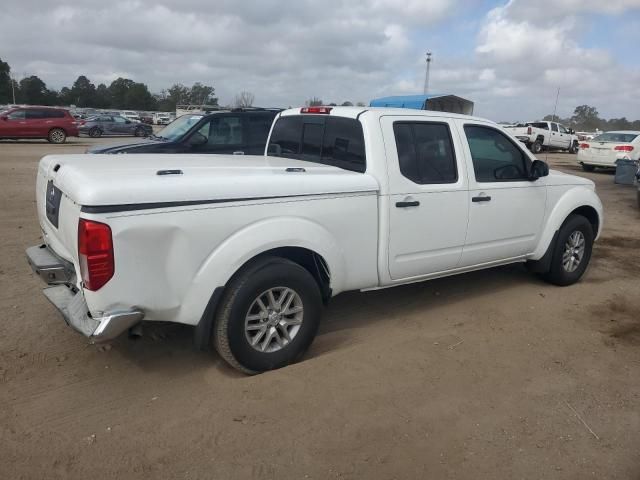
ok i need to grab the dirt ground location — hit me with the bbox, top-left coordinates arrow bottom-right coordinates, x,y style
1,136 -> 639,480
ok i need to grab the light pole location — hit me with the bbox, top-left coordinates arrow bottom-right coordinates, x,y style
11,75 -> 16,104
423,52 -> 432,95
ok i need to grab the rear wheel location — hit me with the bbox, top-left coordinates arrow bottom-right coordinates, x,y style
89,127 -> 102,138
541,214 -> 594,286
134,127 -> 145,137
581,164 -> 595,172
531,140 -> 542,154
47,128 -> 66,144
213,256 -> 322,374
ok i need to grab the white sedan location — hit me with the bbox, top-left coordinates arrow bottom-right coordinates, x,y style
577,130 -> 640,171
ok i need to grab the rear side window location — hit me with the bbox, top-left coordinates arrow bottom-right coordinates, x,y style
268,115 -> 366,172
393,122 -> 457,184
551,123 -> 558,132
247,114 -> 274,145
25,110 -> 46,119
46,110 -> 66,118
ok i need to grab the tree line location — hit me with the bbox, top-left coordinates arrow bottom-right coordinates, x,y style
0,57 -> 216,111
540,105 -> 640,132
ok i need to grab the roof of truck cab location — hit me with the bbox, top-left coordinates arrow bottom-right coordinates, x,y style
278,106 -> 493,124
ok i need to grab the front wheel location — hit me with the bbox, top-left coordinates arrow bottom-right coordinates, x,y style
213,256 -> 322,374
541,214 -> 594,286
569,141 -> 579,154
47,128 -> 66,144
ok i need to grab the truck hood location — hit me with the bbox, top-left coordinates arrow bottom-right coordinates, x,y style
547,169 -> 595,189
39,154 -> 379,209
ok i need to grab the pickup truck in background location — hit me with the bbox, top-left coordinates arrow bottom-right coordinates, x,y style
504,121 -> 579,154
27,106 -> 603,374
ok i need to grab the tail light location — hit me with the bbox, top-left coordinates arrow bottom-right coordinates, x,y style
614,145 -> 634,152
580,143 -> 590,149
78,219 -> 114,291
301,106 -> 332,114
527,126 -> 532,135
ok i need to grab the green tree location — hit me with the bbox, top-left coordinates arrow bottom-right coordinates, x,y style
0,58 -> 13,104
95,83 -> 111,109
189,82 -> 216,105
571,105 -> 600,131
17,75 -> 58,105
124,82 -> 157,110
341,101 -> 354,106
306,97 -> 323,106
108,77 -> 135,108
68,75 -> 97,107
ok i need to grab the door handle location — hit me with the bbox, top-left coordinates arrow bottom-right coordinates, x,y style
395,200 -> 420,208
472,195 -> 491,203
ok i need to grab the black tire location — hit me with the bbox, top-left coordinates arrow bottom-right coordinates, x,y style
134,127 -> 145,137
569,141 -> 579,154
581,164 -> 595,172
213,256 -> 323,374
89,127 -> 102,138
637,190 -> 640,209
531,140 -> 542,154
47,128 -> 66,144
541,214 -> 594,286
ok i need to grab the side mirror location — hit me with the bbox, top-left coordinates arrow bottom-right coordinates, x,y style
187,132 -> 208,146
267,143 -> 282,156
125,120 -> 131,124
568,128 -> 575,134
529,159 -> 549,181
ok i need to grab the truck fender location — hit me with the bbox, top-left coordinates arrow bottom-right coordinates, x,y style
180,216 -> 347,326
530,186 -> 603,260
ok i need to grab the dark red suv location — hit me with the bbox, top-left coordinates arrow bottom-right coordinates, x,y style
0,107 -> 79,143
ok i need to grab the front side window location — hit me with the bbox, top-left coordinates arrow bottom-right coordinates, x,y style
559,125 -> 568,134
464,125 -> 530,182
198,116 -> 242,145
113,116 -> 127,124
393,122 -> 457,184
268,115 -> 366,172
7,110 -> 25,120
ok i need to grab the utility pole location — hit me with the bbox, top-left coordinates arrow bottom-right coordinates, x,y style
11,75 -> 16,104
423,52 -> 432,95
552,87 -> 560,122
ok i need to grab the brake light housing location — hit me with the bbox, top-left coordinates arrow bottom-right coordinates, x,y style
300,106 -> 332,114
78,219 -> 114,291
580,143 -> 590,149
614,145 -> 634,152
527,126 -> 532,135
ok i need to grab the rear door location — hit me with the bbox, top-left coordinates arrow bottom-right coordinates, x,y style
383,116 -> 469,279
24,109 -> 48,137
458,122 -> 546,267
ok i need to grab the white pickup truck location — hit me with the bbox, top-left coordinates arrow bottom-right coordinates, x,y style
27,106 -> 603,373
504,121 -> 579,154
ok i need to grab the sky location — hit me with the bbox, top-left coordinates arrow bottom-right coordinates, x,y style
1,0 -> 640,121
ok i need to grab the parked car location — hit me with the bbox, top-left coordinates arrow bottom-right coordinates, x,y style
79,115 -> 152,138
120,110 -> 141,122
26,106 -> 603,373
577,131 -> 640,171
139,114 -> 154,125
0,106 -> 79,143
504,121 -> 579,154
87,108 -> 280,154
153,113 -> 171,125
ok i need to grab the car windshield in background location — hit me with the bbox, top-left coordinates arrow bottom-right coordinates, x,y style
157,114 -> 203,141
592,132 -> 639,143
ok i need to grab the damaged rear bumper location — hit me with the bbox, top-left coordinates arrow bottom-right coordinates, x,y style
26,244 -> 143,343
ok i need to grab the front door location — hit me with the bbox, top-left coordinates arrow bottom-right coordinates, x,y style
383,116 -> 469,280
0,109 -> 27,137
458,123 -> 547,267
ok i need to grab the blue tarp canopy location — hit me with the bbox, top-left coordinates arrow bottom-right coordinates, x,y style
369,94 -> 474,115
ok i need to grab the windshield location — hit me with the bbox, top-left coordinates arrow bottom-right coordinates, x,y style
592,132 -> 639,143
156,114 -> 203,140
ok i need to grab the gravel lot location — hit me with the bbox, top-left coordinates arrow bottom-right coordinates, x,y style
1,136 -> 639,479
